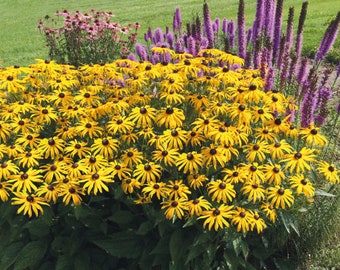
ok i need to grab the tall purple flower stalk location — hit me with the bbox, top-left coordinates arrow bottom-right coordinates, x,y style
173,8 -> 182,34
228,20 -> 235,49
315,12 -> 340,62
315,86 -> 332,126
294,2 -> 308,59
285,7 -> 295,52
297,57 -> 309,84
265,66 -> 275,91
237,0 -> 246,59
252,0 -> 264,45
135,43 -> 148,61
272,0 -> 283,66
301,87 -> 318,127
222,18 -> 228,34
203,1 -> 214,48
262,0 -> 275,40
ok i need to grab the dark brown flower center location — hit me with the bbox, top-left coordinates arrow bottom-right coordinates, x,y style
213,209 -> 220,216
232,171 -> 239,177
92,173 -> 99,180
277,188 -> 285,195
102,139 -> 109,145
47,185 -> 54,191
273,167 -> 280,173
250,165 -> 257,172
1,163 -> 8,168
253,144 -> 260,151
219,183 -> 226,189
328,166 -> 335,172
144,164 -> 151,171
85,123 -> 92,128
257,109 -> 264,114
187,153 -> 194,160
26,195 -> 34,202
42,109 -> 49,114
294,152 -> 302,159
69,187 -> 76,193
75,143 -> 81,149
153,183 -> 160,189
274,118 -> 282,125
50,165 -> 57,171
252,183 -> 258,189
26,135 -> 33,140
89,157 -> 96,163
171,129 -> 178,137
239,212 -> 246,218
193,199 -> 200,204
140,107 -> 147,114
300,179 -> 307,185
21,173 -> 29,180
238,104 -> 246,111
166,107 -> 174,114
311,129 -> 318,135
115,165 -> 121,170
209,149 -> 217,155
171,201 -> 178,207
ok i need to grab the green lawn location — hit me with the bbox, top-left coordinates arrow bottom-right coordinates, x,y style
0,0 -> 339,66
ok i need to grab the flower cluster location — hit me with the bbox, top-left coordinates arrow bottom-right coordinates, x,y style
0,48 -> 338,233
38,9 -> 140,66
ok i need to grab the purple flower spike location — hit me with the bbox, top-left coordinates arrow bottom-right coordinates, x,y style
315,12 -> 340,62
237,0 -> 247,59
272,0 -> 283,65
203,2 -> 214,48
174,37 -> 185,54
252,0 -> 264,45
187,36 -> 197,56
135,43 -> 148,61
294,2 -> 308,58
153,27 -> 164,44
222,18 -> 228,34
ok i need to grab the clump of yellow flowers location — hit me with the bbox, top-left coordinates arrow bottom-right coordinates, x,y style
0,48 -> 338,233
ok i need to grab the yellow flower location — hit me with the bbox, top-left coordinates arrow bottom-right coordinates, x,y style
121,178 -> 142,194
0,160 -> 20,180
76,119 -> 103,139
0,181 -> 11,201
187,196 -> 211,217
317,161 -> 339,184
207,179 -> 236,203
8,168 -> 43,192
268,139 -> 293,160
249,211 -> 267,234
38,137 -> 65,159
31,105 -> 59,124
263,163 -> 285,185
133,162 -> 162,184
243,141 -> 269,162
281,147 -> 316,174
92,137 -> 119,159
59,183 -> 84,206
142,181 -> 167,200
41,162 -> 67,184
240,180 -> 266,203
80,169 -> 114,195
267,186 -> 294,209
260,202 -> 277,223
198,204 -> 234,231
222,165 -> 247,184
201,144 -> 227,169
36,182 -> 60,203
161,197 -> 188,220
64,139 -> 91,159
290,174 -> 315,197
187,174 -> 209,190
155,107 -> 185,128
176,151 -> 203,174
110,161 -> 132,181
152,145 -> 179,167
299,123 -> 327,147
166,180 -> 191,200
122,148 -> 144,169
127,105 -> 157,128
161,128 -> 187,149
11,192 -> 49,217
231,207 -> 253,233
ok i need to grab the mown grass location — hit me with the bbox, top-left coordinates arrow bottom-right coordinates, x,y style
0,0 -> 339,66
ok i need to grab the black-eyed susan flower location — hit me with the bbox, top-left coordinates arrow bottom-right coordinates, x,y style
156,107 -> 185,129
92,137 -> 119,160
187,196 -> 211,217
0,160 -> 19,180
229,103 -> 252,126
38,137 -> 65,159
59,183 -> 84,206
76,119 -> 103,139
107,116 -> 134,135
290,174 -> 315,197
222,165 -> 247,184
152,145 -> 179,167
121,132 -> 138,145
187,173 -> 209,189
74,88 -> 101,107
80,169 -> 114,195
41,162 -> 67,184
208,125 -> 234,146
159,89 -> 185,105
207,179 -> 236,203
192,116 -> 220,136
198,204 -> 234,231
201,144 -> 227,169
31,105 -> 59,124
317,161 -> 340,184
79,155 -> 108,172
121,148 -> 144,169
0,181 -> 11,201
266,116 -> 290,134
161,197 -> 188,220
241,180 -> 266,203
176,151 -> 203,174
260,202 -> 277,223
15,132 -> 41,149
251,105 -> 274,124
186,129 -> 205,147
11,192 -> 49,217
110,161 -> 132,181
281,147 -> 316,174
127,105 -> 157,128
269,139 -> 293,160
254,127 -> 277,143
231,207 -> 253,233
187,94 -> 210,111
161,128 -> 187,149
16,149 -> 42,168
137,127 -> 155,140
64,139 -> 91,159
263,163 -> 285,185
8,168 -> 43,192
48,89 -> 74,106
36,182 -> 60,203
133,193 -> 152,204
243,141 -> 269,162
142,181 -> 167,200
243,163 -> 266,182
11,117 -> 35,134
66,162 -> 89,179
121,178 -> 142,194
249,211 -> 267,234
166,180 -> 191,200
299,123 -> 327,147
267,186 -> 294,209
0,121 -> 12,142
133,162 -> 162,184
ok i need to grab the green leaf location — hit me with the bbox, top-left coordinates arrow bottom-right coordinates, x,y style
136,221 -> 153,235
185,244 -> 205,264
91,231 -> 143,259
0,241 -> 24,270
24,219 -> 50,238
55,255 -> 74,270
279,211 -> 300,236
13,240 -> 48,270
107,210 -> 134,226
315,188 -> 336,197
